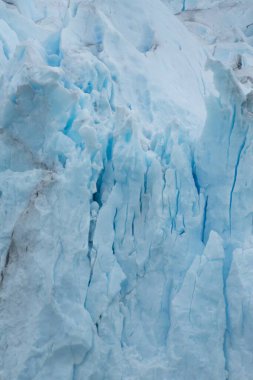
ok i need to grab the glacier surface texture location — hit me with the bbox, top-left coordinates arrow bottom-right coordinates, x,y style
1,0 -> 253,379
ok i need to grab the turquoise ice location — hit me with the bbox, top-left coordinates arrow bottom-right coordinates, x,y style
0,1 -> 253,379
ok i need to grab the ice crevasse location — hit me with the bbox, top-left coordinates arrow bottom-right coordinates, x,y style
0,0 -> 253,379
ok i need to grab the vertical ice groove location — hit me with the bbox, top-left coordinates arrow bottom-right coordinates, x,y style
188,274 -> 198,323
222,246 -> 233,380
162,168 -> 166,211
113,207 -> 117,233
131,212 -> 135,236
171,170 -> 180,232
86,201 -> 99,289
144,165 -> 149,194
53,239 -> 64,285
112,207 -> 118,254
227,104 -> 236,161
72,364 -> 77,380
229,135 -> 247,234
201,196 -> 208,243
191,154 -> 200,195
139,187 -> 143,214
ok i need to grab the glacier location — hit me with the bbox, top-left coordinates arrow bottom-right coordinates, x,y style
0,0 -> 253,379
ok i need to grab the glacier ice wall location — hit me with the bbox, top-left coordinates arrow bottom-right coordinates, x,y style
0,0 -> 253,379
